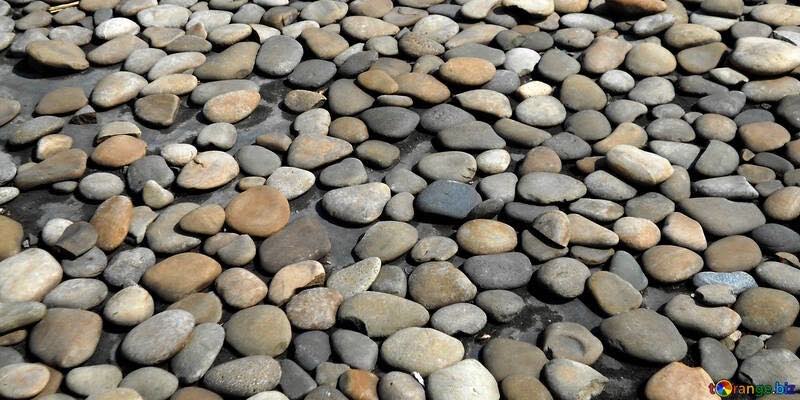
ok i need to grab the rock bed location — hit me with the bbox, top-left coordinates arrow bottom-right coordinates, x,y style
1,0 -> 800,399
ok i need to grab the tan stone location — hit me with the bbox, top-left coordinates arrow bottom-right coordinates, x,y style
613,217 -> 660,251
357,69 -> 399,94
225,186 -> 290,237
36,134 -> 73,160
439,57 -> 496,86
661,212 -> 707,251
29,308 -> 102,368
142,253 -> 222,302
339,369 -> 379,400
764,186 -> 800,221
90,135 -> 147,168
203,90 -> 261,124
739,122 -> 791,153
90,195 -> 133,251
268,260 -> 326,305
644,362 -> 717,400
518,146 -> 561,174
178,204 -> 226,235
176,151 -> 239,190
642,245 -> 703,283
607,0 -> 667,15
394,72 -> 451,104
0,215 -> 22,261
593,123 -> 647,154
704,235 -> 762,272
456,219 -> 517,255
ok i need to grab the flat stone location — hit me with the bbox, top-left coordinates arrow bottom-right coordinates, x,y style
730,37 -> 800,76
203,90 -> 261,123
427,359 -> 499,400
224,305 -> 291,356
176,151 -> 239,190
0,249 -> 62,303
542,359 -> 607,400
735,287 -> 799,334
0,363 -> 50,399
409,261 -> 477,309
225,186 -> 290,237
322,183 -> 391,224
380,327 -> 464,376
338,291 -> 429,337
204,356 -> 281,397
26,40 -> 88,71
517,172 -> 586,204
600,308 -> 687,363
680,197 -> 765,236
142,253 -> 221,302
30,308 -> 102,368
644,362 -> 717,400
14,149 -> 87,190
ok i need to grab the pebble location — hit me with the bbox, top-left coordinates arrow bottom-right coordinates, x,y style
204,356 -> 282,397
644,362 -> 717,400
535,257 -> 591,298
0,363 -> 50,399
427,359 -> 499,400
142,253 -> 221,302
735,287 -> 799,334
322,183 -> 391,224
409,261 -> 477,309
66,365 -> 122,397
30,308 -> 102,368
600,309 -> 687,363
103,285 -> 154,326
225,186 -> 290,237
121,310 -> 195,365
0,249 -> 62,302
331,329 -> 378,370
542,321 -> 603,365
380,327 -> 464,375
456,219 -> 516,255
542,359 -> 607,400
0,0 -> 798,397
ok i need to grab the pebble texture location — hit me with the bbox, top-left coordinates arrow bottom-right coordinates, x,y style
0,0 -> 799,399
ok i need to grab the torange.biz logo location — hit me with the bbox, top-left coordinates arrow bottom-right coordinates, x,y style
710,380 -> 797,397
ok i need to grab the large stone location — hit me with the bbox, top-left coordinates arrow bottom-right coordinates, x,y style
259,216 -> 331,274
0,249 -> 62,303
225,186 -> 290,237
204,356 -> 282,397
120,310 -> 195,365
381,327 -> 464,376
177,151 -> 239,190
730,37 -> 800,76
322,183 -> 391,224
14,149 -> 87,190
338,291 -> 429,337
680,197 -> 765,236
26,40 -> 89,71
600,309 -> 687,363
427,359 -> 500,400
606,145 -> 674,185
30,308 -> 102,368
224,305 -> 292,357
142,253 -> 222,302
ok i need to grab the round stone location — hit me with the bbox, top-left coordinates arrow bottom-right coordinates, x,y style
380,327 -> 465,376
121,310 -> 195,365
225,186 -> 290,237
735,287 -> 799,334
456,219 -> 517,255
176,151 -> 239,190
224,305 -> 291,356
